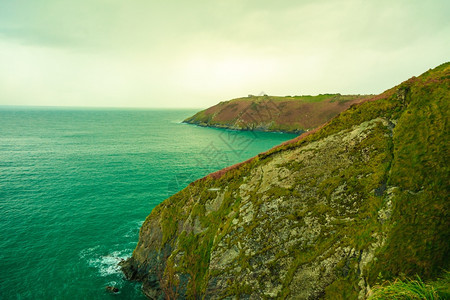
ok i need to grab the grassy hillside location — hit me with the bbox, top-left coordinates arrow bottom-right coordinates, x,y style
121,62 -> 449,299
184,94 -> 373,133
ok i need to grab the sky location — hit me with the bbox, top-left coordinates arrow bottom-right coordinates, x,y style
0,0 -> 448,108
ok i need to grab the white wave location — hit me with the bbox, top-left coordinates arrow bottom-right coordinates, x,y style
86,249 -> 132,277
79,221 -> 142,278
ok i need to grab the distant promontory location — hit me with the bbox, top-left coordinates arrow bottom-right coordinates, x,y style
183,94 -> 373,133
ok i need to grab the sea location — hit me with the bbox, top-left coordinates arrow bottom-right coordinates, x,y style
0,107 -> 298,300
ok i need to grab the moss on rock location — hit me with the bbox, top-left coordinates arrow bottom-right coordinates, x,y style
121,62 -> 450,299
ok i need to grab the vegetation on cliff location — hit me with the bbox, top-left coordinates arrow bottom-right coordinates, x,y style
369,271 -> 450,299
183,94 -> 373,133
121,62 -> 449,299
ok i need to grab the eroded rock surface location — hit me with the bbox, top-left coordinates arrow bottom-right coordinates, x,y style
121,63 -> 450,299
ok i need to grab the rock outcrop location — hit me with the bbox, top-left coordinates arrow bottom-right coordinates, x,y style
105,286 -> 119,293
121,62 -> 449,299
183,94 -> 373,133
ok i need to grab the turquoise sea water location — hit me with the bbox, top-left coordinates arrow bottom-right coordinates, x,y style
0,107 -> 297,299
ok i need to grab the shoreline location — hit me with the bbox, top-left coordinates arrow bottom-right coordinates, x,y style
181,120 -> 306,135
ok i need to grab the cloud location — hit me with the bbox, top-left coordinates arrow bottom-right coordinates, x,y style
0,0 -> 448,108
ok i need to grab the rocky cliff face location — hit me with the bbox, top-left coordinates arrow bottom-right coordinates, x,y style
121,63 -> 449,299
183,94 -> 372,133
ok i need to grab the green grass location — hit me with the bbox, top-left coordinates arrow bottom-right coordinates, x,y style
434,271 -> 450,298
369,273 -> 450,300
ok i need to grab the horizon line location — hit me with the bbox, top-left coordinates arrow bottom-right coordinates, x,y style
0,104 -> 205,110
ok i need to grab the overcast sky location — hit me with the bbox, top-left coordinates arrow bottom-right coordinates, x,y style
0,0 -> 448,108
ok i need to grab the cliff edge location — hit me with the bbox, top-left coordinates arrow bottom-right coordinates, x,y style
121,63 -> 449,299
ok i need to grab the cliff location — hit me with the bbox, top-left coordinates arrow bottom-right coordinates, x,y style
183,94 -> 373,133
121,62 -> 450,299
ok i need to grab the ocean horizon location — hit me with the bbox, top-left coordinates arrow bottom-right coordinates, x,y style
0,107 -> 297,299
